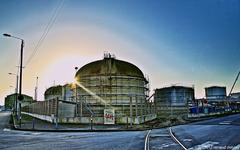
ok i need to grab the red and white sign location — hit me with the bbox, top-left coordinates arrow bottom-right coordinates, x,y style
104,109 -> 115,124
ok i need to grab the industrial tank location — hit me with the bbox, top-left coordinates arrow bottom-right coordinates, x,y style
154,86 -> 195,118
75,54 -> 150,121
205,86 -> 226,100
44,84 -> 74,101
154,86 -> 194,106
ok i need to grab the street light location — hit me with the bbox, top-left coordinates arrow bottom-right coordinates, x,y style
74,67 -> 82,118
4,33 -> 24,127
8,72 -> 19,117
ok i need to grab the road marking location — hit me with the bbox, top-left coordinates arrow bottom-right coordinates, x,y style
183,139 -> 192,142
219,121 -> 232,125
169,127 -> 187,150
188,141 -> 219,150
153,142 -> 177,149
144,129 -> 151,150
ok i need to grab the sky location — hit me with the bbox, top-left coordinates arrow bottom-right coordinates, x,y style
0,0 -> 240,105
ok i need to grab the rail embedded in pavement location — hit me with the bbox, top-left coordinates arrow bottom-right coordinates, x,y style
169,127 -> 187,150
144,129 -> 151,150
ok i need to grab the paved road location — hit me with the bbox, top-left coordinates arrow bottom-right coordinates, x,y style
0,112 -> 147,150
172,114 -> 240,149
0,130 -> 147,150
149,128 -> 182,150
1,112 -> 240,150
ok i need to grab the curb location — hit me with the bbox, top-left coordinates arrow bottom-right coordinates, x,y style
12,125 -> 151,132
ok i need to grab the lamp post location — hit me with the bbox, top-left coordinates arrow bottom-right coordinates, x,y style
74,67 -> 78,117
4,33 -> 24,127
8,72 -> 19,117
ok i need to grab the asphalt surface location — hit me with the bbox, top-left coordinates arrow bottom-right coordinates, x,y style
0,111 -> 147,150
172,113 -> 240,150
148,128 -> 182,150
1,111 -> 240,150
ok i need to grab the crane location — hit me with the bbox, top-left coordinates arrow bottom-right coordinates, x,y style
228,71 -> 240,97
226,71 -> 240,109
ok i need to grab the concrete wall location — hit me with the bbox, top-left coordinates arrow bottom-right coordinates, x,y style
156,106 -> 188,119
58,102 -> 75,118
22,112 -> 157,124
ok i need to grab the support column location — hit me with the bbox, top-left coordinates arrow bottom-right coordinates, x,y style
130,96 -> 133,128
141,98 -> 143,123
135,96 -> 138,117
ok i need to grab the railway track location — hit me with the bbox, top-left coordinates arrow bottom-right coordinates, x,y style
144,127 -> 187,150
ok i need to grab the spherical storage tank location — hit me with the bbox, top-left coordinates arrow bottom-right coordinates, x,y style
75,54 -> 149,119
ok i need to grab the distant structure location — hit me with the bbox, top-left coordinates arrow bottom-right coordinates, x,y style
154,86 -> 195,119
44,84 -> 75,102
205,86 -> 226,101
5,93 -> 34,110
230,92 -> 240,99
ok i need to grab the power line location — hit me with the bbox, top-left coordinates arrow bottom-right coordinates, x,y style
25,0 -> 65,67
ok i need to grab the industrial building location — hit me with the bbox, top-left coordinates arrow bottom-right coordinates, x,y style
5,93 -> 34,110
154,86 -> 195,119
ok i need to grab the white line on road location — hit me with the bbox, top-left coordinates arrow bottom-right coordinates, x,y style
169,127 -> 187,150
219,121 -> 232,125
144,129 -> 151,150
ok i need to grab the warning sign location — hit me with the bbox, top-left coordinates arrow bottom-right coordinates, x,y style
104,109 -> 115,124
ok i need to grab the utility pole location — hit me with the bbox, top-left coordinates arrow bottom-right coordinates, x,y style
74,67 -> 79,117
3,33 -> 24,128
34,77 -> 38,101
18,38 -> 24,128
55,98 -> 59,129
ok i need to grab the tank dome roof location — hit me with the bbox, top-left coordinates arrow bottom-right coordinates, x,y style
75,57 -> 144,79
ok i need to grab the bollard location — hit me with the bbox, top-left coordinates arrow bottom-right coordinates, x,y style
55,117 -> 58,129
32,118 -> 35,129
127,117 -> 128,129
90,116 -> 93,130
19,116 -> 22,128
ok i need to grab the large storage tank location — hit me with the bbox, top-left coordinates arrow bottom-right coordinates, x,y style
44,84 -> 74,102
205,86 -> 226,100
75,54 -> 151,124
231,92 -> 240,99
154,86 -> 195,118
